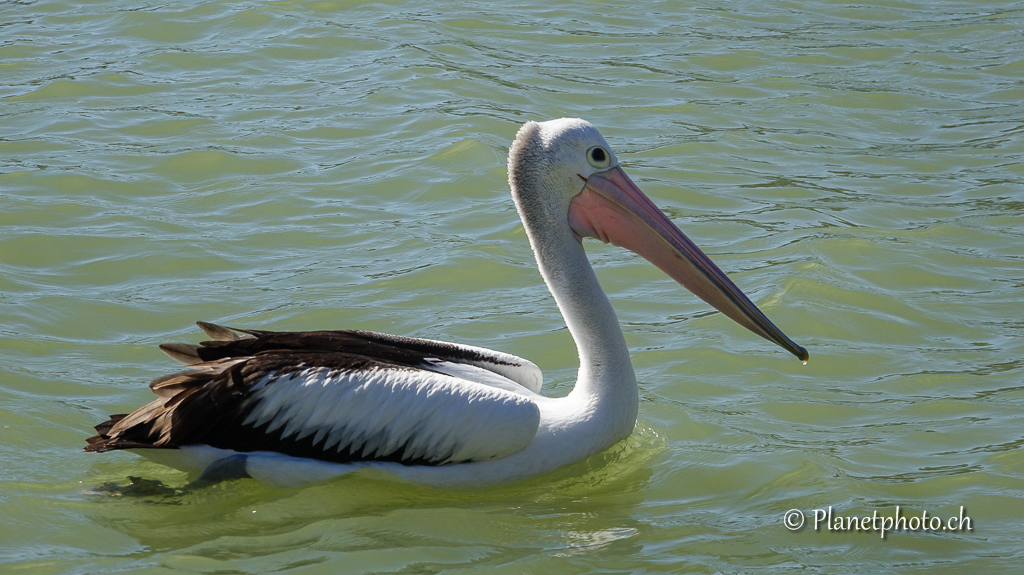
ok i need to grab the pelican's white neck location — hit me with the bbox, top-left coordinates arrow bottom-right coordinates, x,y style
517,199 -> 639,444
542,226 -> 635,385
509,164 -> 638,445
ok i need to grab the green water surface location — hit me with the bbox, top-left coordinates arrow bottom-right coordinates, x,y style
2,0 -> 1022,572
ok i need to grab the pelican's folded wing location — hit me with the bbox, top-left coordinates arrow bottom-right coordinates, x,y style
166,322 -> 544,393
86,351 -> 541,465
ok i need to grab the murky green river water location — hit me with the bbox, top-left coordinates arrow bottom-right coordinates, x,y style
2,0 -> 1022,572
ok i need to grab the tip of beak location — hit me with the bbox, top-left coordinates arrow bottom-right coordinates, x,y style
795,346 -> 809,364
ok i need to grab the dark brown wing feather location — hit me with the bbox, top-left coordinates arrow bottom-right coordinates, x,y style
85,356 -> 251,453
186,323 -> 516,369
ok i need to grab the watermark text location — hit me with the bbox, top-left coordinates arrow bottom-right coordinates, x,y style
783,506 -> 972,539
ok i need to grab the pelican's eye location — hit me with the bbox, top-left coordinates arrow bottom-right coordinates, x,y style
586,146 -> 611,169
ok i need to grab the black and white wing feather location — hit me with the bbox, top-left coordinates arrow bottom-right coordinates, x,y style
85,324 -> 543,465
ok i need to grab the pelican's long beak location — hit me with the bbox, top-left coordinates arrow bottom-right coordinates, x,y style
569,166 -> 808,362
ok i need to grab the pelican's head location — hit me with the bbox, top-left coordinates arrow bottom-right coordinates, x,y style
508,118 -> 808,362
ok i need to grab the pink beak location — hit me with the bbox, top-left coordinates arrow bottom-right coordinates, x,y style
569,166 -> 808,362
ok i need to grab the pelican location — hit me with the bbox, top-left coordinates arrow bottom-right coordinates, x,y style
86,118 -> 807,488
